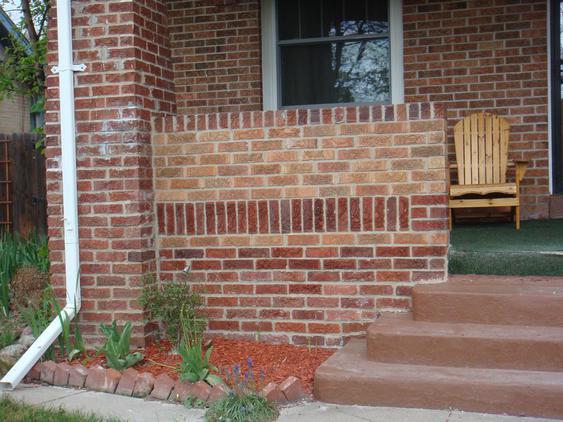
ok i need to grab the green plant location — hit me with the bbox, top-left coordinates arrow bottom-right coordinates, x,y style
139,274 -> 206,347
19,288 -> 55,359
54,298 -> 85,362
0,232 -> 50,316
19,286 -> 84,361
183,395 -> 207,409
0,232 -> 21,316
0,396 -> 125,422
205,393 -> 278,422
179,339 -> 221,385
179,303 -> 206,348
99,321 -> 143,370
0,318 -> 19,349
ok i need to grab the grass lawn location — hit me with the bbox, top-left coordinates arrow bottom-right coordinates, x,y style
449,219 -> 563,276
0,396 -> 124,422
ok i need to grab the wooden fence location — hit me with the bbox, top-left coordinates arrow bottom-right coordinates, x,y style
0,133 -> 46,236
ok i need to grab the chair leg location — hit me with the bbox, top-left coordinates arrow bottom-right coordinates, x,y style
515,206 -> 520,230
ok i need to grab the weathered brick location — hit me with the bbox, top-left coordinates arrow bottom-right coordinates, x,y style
262,382 -> 288,404
53,362 -> 71,387
208,383 -> 231,402
115,368 -> 138,397
150,373 -> 175,401
68,364 -> 88,388
85,366 -> 121,394
40,361 -> 57,385
279,376 -> 305,402
132,372 -> 155,398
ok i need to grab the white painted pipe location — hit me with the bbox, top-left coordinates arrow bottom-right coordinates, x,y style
0,0 -> 81,390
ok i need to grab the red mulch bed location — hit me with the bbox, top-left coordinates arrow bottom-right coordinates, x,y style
77,338 -> 334,394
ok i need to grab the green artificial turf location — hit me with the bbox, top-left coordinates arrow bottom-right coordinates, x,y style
0,397 -> 125,422
449,219 -> 563,276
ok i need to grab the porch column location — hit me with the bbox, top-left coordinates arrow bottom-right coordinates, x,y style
45,0 -> 176,344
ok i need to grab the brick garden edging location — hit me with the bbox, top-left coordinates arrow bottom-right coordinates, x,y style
25,361 -> 305,405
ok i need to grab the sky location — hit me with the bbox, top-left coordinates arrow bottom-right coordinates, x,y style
1,1 -> 22,25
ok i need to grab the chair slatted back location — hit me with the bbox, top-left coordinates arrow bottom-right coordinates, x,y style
453,112 -> 510,185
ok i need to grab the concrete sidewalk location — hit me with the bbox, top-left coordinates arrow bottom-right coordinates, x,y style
2,384 -> 558,422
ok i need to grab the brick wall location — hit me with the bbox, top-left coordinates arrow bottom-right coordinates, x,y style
403,0 -> 549,219
164,0 -> 550,218
153,103 -> 449,346
167,0 -> 262,114
45,0 -> 176,344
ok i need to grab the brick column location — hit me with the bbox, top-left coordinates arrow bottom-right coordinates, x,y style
45,0 -> 176,344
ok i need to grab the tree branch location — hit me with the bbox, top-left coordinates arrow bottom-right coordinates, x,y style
21,0 -> 38,44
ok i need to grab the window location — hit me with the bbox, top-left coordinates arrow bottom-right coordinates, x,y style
262,0 -> 404,109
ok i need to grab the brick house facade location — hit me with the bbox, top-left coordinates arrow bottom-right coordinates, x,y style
45,0 -> 555,345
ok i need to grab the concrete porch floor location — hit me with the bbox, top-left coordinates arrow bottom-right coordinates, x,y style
2,384 -> 559,422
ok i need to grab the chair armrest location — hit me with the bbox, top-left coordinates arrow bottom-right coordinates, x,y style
511,160 -> 528,184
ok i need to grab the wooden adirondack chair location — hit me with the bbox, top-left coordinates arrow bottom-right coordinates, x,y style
449,112 -> 528,230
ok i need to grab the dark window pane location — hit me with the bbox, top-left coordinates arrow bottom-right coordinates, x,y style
321,0 -> 388,37
367,0 -> 389,33
300,0 -> 322,38
280,38 -> 390,106
322,0 -> 344,37
278,0 -> 300,40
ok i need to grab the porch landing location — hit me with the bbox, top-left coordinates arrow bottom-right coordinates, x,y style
449,220 -> 563,276
314,274 -> 563,419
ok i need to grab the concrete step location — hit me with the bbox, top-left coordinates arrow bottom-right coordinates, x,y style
413,274 -> 563,326
367,313 -> 563,371
314,340 -> 563,419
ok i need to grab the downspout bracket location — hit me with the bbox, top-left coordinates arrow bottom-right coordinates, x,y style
51,63 -> 86,74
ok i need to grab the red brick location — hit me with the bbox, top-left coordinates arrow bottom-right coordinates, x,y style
303,199 -> 313,232
85,366 -> 120,393
40,361 -> 57,384
132,372 -> 155,398
350,197 -> 361,231
279,376 -> 305,402
314,199 -> 324,231
262,382 -> 287,404
325,198 -> 337,231
53,362 -> 71,386
151,373 -> 175,400
68,364 -> 88,388
248,201 -> 258,234
208,383 -> 230,402
115,367 -> 138,396
27,362 -> 42,382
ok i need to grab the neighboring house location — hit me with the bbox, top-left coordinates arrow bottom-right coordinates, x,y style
43,0 -> 557,347
0,8 -> 32,133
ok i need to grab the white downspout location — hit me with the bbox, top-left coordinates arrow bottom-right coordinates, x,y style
0,0 -> 83,390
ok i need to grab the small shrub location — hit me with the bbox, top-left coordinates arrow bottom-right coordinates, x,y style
179,339 -> 221,385
10,267 -> 49,309
205,393 -> 278,422
139,273 -> 206,347
99,321 -> 143,370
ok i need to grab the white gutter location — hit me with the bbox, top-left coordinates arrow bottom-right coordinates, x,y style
0,0 -> 83,390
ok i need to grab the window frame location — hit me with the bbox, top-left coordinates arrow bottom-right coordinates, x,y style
261,0 -> 404,110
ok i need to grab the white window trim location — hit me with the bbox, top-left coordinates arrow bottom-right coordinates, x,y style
261,0 -> 404,110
